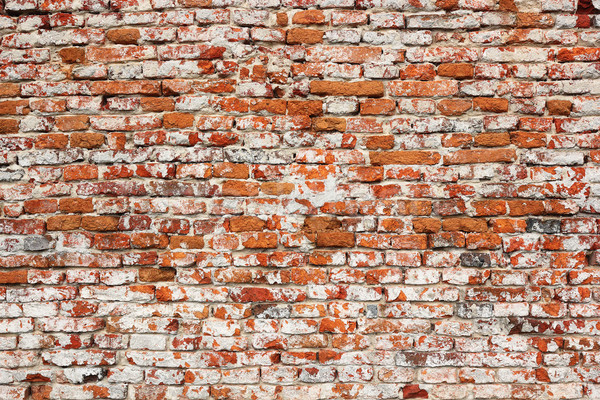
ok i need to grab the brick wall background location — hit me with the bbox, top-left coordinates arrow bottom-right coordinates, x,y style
0,0 -> 600,398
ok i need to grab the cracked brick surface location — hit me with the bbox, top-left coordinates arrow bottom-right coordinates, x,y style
0,0 -> 600,399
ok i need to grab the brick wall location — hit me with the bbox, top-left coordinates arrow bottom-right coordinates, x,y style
0,0 -> 599,398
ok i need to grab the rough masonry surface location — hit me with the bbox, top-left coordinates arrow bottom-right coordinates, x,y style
0,0 -> 599,398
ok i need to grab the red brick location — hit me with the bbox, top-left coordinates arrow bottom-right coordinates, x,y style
310,81 -> 384,97
106,28 -> 140,44
1,2 -> 597,393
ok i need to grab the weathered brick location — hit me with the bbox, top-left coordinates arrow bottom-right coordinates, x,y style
547,99 -> 572,116
389,81 -> 458,97
437,63 -> 474,79
310,81 -> 384,97
0,1 -> 596,396
473,97 -> 509,113
370,151 -> 441,165
443,149 -> 517,165
59,47 -> 85,63
286,28 -> 324,44
106,28 -> 141,44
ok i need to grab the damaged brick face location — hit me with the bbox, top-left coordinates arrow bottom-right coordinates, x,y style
1,0 -> 600,399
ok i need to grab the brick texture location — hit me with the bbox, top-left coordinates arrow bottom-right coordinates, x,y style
0,0 -> 599,398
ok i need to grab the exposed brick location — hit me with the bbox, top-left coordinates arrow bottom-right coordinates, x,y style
163,113 -> 195,129
81,216 -> 119,231
59,47 -> 85,63
310,81 -> 384,97
0,118 -> 19,134
288,100 -> 323,116
63,165 -> 98,181
474,132 -> 511,147
437,63 -> 473,79
0,270 -> 28,284
229,216 -> 266,232
360,99 -> 396,115
443,149 -> 517,165
140,98 -> 175,112
55,115 -> 89,131
316,231 -> 355,247
287,28 -> 324,44
139,267 -> 176,282
106,28 -> 141,44
0,2 -> 596,396
473,97 -> 509,113
59,198 -> 94,213
70,132 -> 105,148
277,12 -> 288,26
36,134 -> 68,149
442,218 -> 488,232
292,10 -> 326,25
437,99 -> 472,116
0,83 -> 20,97
312,117 -> 346,132
169,236 -> 205,249
389,81 -> 458,97
547,99 -> 572,116
47,215 -> 81,231
370,151 -> 441,165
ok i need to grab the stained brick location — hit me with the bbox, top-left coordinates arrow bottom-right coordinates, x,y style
0,1 -> 596,396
